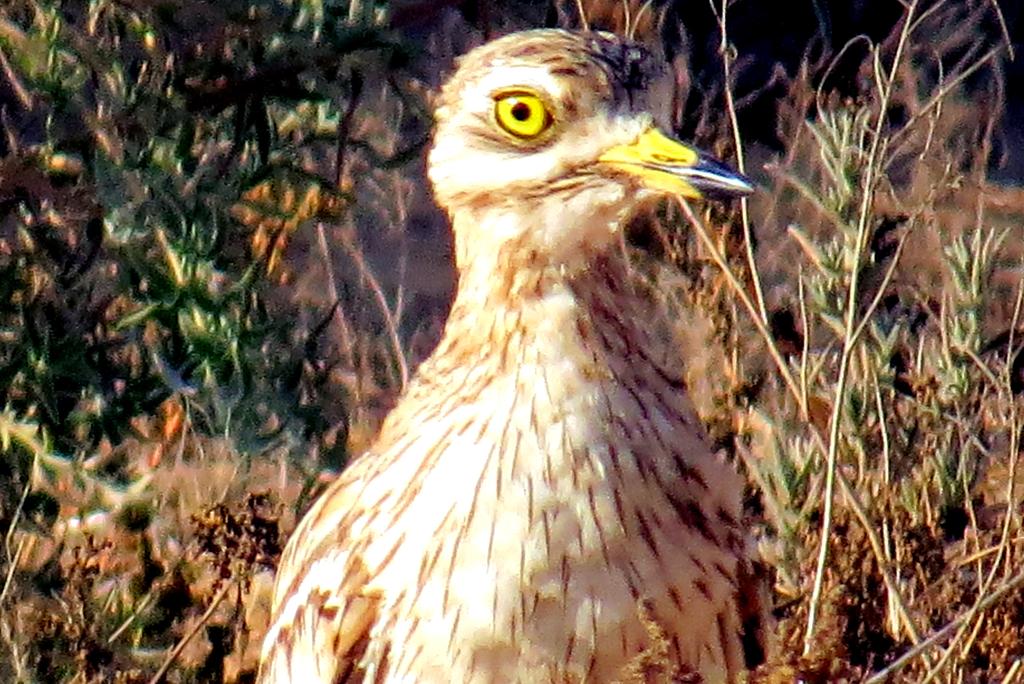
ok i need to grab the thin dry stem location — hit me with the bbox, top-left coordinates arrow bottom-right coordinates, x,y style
147,579 -> 237,684
676,200 -> 804,417
866,567 -> 1024,683
710,0 -> 768,326
805,0 -> 920,651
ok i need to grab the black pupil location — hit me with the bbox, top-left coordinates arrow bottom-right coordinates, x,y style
510,101 -> 532,122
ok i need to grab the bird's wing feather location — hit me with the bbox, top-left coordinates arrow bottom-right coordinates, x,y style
258,456 -> 384,683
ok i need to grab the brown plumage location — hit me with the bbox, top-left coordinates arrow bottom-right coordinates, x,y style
259,28 -> 763,683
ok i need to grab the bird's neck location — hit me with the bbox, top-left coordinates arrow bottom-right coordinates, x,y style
448,195 -> 633,283
389,206 -> 697,467
431,245 -> 677,390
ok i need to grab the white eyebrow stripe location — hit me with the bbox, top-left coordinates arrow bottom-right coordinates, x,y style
469,65 -> 568,104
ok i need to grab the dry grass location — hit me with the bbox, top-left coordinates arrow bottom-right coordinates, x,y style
1,0 -> 1022,681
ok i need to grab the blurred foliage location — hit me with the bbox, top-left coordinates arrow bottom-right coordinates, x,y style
0,0 -> 419,460
0,0 -> 428,680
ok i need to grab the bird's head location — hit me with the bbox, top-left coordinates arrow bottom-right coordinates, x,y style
429,29 -> 752,273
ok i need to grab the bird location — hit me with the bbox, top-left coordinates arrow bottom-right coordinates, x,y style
258,28 -> 764,684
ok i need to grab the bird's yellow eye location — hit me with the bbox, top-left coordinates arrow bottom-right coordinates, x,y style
493,92 -> 552,139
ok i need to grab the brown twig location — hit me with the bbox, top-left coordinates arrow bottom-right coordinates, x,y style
147,579 -> 236,684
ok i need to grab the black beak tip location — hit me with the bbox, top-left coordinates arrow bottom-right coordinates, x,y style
692,155 -> 756,200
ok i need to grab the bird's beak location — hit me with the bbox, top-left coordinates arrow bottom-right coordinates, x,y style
598,127 -> 754,199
